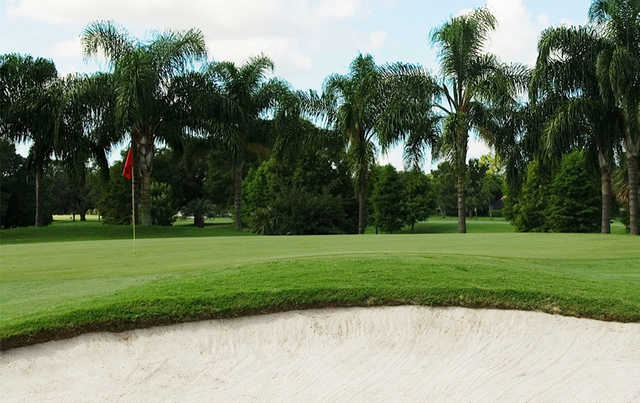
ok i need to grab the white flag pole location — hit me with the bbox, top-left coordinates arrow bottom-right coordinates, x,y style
131,146 -> 136,254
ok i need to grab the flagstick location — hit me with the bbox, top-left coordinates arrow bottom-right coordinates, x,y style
131,157 -> 136,254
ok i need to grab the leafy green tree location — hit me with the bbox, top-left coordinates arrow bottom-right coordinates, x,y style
152,140 -> 211,226
0,54 -> 61,226
0,139 -> 53,227
150,182 -> 177,226
95,161 -> 132,224
402,169 -> 434,231
590,0 -> 640,234
95,153 -> 177,225
431,161 -> 458,216
533,25 -> 622,233
203,146 -> 233,213
480,172 -> 504,217
511,159 -> 552,232
371,165 -> 407,233
466,159 -> 488,216
243,149 -> 356,235
81,21 -> 207,225
547,151 -> 601,232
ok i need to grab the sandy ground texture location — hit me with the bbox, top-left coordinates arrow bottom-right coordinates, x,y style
2,306 -> 640,402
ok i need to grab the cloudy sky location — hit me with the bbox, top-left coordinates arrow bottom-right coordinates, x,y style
0,0 -> 590,170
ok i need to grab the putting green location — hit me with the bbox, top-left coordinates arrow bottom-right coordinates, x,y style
2,231 -> 639,350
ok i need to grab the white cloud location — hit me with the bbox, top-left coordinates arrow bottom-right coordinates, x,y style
5,0 -> 369,80
51,38 -> 82,58
485,0 -> 548,66
206,36 -> 313,73
312,0 -> 361,18
369,30 -> 388,49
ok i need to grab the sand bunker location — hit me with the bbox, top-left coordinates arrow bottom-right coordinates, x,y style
2,306 -> 639,402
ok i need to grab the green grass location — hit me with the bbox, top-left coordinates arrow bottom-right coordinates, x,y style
4,216 -> 627,245
1,223 -> 639,350
0,217 -> 249,245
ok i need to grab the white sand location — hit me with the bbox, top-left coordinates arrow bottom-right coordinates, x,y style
2,306 -> 639,402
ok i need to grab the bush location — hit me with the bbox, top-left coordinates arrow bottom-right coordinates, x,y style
509,159 -> 551,232
371,165 -> 407,233
150,182 -> 177,226
96,162 -> 132,225
402,169 -> 435,231
547,151 -> 600,233
243,153 -> 357,235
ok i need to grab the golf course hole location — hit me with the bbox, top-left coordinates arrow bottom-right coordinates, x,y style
2,306 -> 639,402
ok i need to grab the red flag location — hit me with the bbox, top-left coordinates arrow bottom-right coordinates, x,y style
122,148 -> 134,180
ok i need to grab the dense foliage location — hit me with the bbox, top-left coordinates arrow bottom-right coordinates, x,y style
371,165 -> 407,234
243,150 -> 357,235
1,1 -> 639,236
547,152 -> 601,233
0,139 -> 53,227
507,152 -> 602,233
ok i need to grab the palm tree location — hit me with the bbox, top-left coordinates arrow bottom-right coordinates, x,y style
81,21 -> 207,225
589,0 -> 640,235
0,54 -> 61,226
300,54 -> 411,234
202,56 -> 292,230
383,9 -> 528,233
55,73 -> 120,220
533,25 -> 623,233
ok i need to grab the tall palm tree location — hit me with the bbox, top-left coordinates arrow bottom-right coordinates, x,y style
55,73 -> 120,220
81,21 -> 207,225
300,55 -> 383,233
0,54 -> 61,226
60,73 -> 119,179
382,9 -> 528,233
202,56 -> 292,230
589,0 -> 640,235
533,25 -> 623,233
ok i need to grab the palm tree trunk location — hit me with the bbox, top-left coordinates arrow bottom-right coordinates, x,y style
598,150 -> 613,234
628,152 -> 639,235
34,165 -> 41,227
358,174 -> 367,234
136,132 -> 154,226
233,162 -> 243,231
456,124 -> 468,234
456,173 -> 466,233
194,214 -> 204,228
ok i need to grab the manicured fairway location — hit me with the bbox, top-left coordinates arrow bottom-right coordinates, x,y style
1,223 -> 639,350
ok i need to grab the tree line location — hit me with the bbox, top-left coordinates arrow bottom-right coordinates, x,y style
1,0 -> 639,235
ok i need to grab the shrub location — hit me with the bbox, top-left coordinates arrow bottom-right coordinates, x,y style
402,169 -> 435,231
371,165 -> 407,233
509,159 -> 551,232
243,154 -> 357,235
547,151 -> 600,233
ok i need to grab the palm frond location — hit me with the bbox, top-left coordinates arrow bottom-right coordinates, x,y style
81,20 -> 134,63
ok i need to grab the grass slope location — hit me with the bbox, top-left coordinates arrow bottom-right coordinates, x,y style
2,223 -> 639,350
